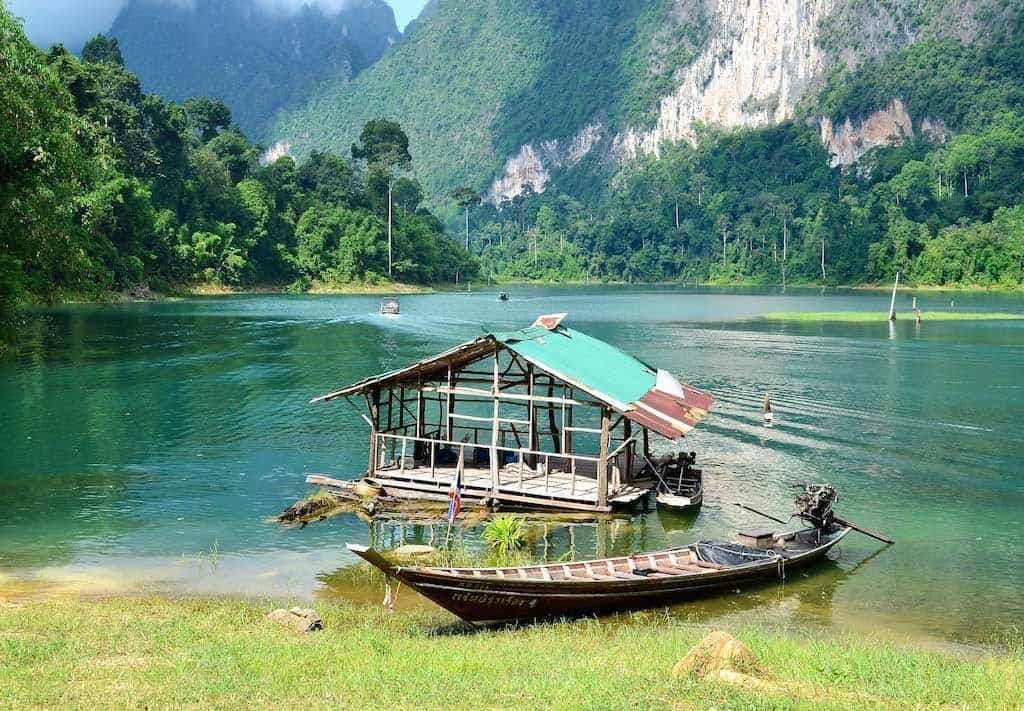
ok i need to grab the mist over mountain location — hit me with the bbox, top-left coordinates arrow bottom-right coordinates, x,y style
109,0 -> 400,140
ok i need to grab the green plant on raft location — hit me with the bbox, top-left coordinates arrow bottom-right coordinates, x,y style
482,515 -> 526,555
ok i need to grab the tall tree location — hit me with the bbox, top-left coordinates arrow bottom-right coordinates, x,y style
184,97 -> 232,143
351,120 -> 412,276
81,35 -> 124,66
451,187 -> 481,251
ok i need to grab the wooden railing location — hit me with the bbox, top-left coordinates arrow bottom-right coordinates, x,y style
375,431 -> 603,498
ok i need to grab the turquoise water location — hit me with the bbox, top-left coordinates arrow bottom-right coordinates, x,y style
2,286 -> 1023,649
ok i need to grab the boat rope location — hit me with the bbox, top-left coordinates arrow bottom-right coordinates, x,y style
382,577 -> 403,610
775,553 -> 786,580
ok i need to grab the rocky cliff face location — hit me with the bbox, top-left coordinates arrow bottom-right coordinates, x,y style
486,0 -> 986,200
489,0 -> 836,200
614,0 -> 833,159
819,99 -> 947,167
488,124 -> 603,202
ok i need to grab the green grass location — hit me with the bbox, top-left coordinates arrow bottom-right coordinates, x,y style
763,311 -> 1024,322
0,596 -> 1021,709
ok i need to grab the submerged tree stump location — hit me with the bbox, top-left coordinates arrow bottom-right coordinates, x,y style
277,494 -> 339,523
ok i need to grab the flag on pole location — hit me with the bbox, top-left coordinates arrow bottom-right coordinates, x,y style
446,466 -> 462,523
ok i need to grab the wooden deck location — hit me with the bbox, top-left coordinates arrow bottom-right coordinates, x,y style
308,463 -> 654,512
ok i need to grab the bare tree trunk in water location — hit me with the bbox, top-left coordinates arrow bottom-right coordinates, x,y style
782,222 -> 787,290
387,180 -> 393,276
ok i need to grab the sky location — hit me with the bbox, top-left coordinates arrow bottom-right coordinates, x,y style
5,0 -> 429,50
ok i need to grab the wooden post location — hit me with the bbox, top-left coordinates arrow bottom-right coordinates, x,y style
397,387 -> 405,432
888,272 -> 900,321
527,364 -> 537,468
415,379 -> 424,439
623,419 -> 633,481
491,351 -> 500,495
566,398 -> 575,475
368,388 -> 380,476
546,378 -> 560,453
386,388 -> 394,432
597,407 -> 611,508
445,363 -> 455,440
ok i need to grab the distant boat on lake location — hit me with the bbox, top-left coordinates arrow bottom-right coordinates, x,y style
380,297 -> 400,316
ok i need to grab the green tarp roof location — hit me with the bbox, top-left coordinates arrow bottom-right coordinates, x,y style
494,326 -> 655,411
312,316 -> 714,439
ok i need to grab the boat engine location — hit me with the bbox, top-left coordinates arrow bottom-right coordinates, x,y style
793,484 -> 837,530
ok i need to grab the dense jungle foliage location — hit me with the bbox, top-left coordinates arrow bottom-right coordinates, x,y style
0,8 -> 473,321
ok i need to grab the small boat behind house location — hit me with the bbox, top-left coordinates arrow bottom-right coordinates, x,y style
653,450 -> 703,511
349,486 -> 853,625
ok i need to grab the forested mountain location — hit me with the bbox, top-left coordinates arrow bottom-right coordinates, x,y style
5,0 -> 1024,297
273,0 -> 1024,288
0,7 -> 473,326
109,0 -> 400,141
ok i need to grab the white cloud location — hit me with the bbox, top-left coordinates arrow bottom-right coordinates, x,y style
6,0 -> 126,50
5,0 -> 427,50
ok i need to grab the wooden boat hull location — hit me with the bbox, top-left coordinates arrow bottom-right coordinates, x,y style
348,526 -> 850,625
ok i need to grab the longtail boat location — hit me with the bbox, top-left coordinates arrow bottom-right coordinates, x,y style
346,485 -> 891,625
348,525 -> 849,625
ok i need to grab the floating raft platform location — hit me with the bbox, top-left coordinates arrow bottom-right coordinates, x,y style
308,466 -> 654,513
307,313 -> 714,513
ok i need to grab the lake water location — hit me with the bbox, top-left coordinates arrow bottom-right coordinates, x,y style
2,286 -> 1023,651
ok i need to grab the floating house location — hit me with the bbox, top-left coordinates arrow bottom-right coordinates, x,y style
309,314 -> 714,512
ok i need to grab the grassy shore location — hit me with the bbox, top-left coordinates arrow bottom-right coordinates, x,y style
763,311 -> 1024,322
0,596 -> 1020,709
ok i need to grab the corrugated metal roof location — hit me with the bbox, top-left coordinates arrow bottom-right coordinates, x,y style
311,317 -> 713,439
496,325 -> 712,439
495,327 -> 656,412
